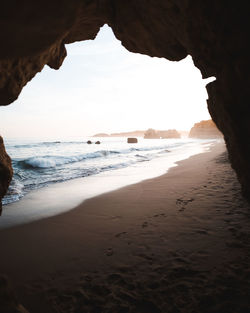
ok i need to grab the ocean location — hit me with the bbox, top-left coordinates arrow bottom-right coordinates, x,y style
3,137 -> 216,206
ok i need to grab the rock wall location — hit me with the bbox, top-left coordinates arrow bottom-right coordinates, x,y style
0,1 -> 250,198
0,137 -> 13,212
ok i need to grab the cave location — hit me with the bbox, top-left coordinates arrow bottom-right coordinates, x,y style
1,1 -> 250,205
0,1 -> 250,311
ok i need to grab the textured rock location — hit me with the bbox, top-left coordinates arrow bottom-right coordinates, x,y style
0,1 -> 250,197
189,120 -> 222,139
0,137 -> 13,213
144,129 -> 160,139
127,138 -> 138,143
158,129 -> 181,139
144,129 -> 180,139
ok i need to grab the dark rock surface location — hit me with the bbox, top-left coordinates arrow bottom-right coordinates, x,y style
189,120 -> 222,139
0,1 -> 250,197
0,137 -> 13,213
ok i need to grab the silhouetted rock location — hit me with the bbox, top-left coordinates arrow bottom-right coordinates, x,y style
189,120 -> 223,139
87,140 -> 92,144
127,138 -> 138,143
95,141 -> 101,144
0,136 -> 13,214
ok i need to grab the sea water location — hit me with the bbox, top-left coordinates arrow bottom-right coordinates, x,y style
3,137 -> 217,206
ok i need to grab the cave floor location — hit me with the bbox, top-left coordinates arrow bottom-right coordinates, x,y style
0,142 -> 250,313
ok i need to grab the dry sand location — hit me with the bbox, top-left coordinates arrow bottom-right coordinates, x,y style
0,142 -> 250,313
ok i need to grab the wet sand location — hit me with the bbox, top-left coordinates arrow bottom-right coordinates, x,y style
0,142 -> 250,313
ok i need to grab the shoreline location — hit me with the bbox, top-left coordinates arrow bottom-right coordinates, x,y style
0,141 -> 249,312
1,139 -> 216,229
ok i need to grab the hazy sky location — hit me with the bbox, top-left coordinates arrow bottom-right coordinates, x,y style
0,25 -> 212,139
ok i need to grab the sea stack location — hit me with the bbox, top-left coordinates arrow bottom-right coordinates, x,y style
127,138 -> 138,143
144,129 -> 160,139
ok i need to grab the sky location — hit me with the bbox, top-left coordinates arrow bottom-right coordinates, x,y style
0,25 -> 212,140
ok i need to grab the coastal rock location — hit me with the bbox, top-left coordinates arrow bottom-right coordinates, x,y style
144,129 -> 180,139
111,131 -> 145,137
158,129 -> 181,139
93,133 -> 109,137
189,120 -> 223,139
0,137 -> 13,213
87,140 -> 92,144
127,138 -> 138,143
95,141 -> 101,144
144,129 -> 160,139
0,2 -> 250,197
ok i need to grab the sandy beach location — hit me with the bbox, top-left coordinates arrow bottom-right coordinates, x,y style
0,141 -> 250,313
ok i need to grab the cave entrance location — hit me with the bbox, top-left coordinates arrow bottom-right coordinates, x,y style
0,25 -> 215,226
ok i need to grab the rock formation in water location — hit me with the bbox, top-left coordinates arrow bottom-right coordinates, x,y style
144,129 -> 180,139
158,129 -> 181,139
0,137 -> 13,212
127,137 -> 138,143
0,1 -> 250,198
144,129 -> 160,139
189,120 -> 223,139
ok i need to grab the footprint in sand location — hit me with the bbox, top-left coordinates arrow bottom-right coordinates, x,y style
153,213 -> 166,218
195,229 -> 208,235
115,232 -> 127,238
176,197 -> 194,212
178,207 -> 186,212
105,248 -> 114,256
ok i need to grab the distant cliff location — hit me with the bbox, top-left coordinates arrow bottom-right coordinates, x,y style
110,130 -> 145,137
93,133 -> 110,137
94,129 -> 181,139
93,130 -> 145,137
144,128 -> 160,139
189,120 -> 222,139
144,128 -> 180,139
158,129 -> 181,139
